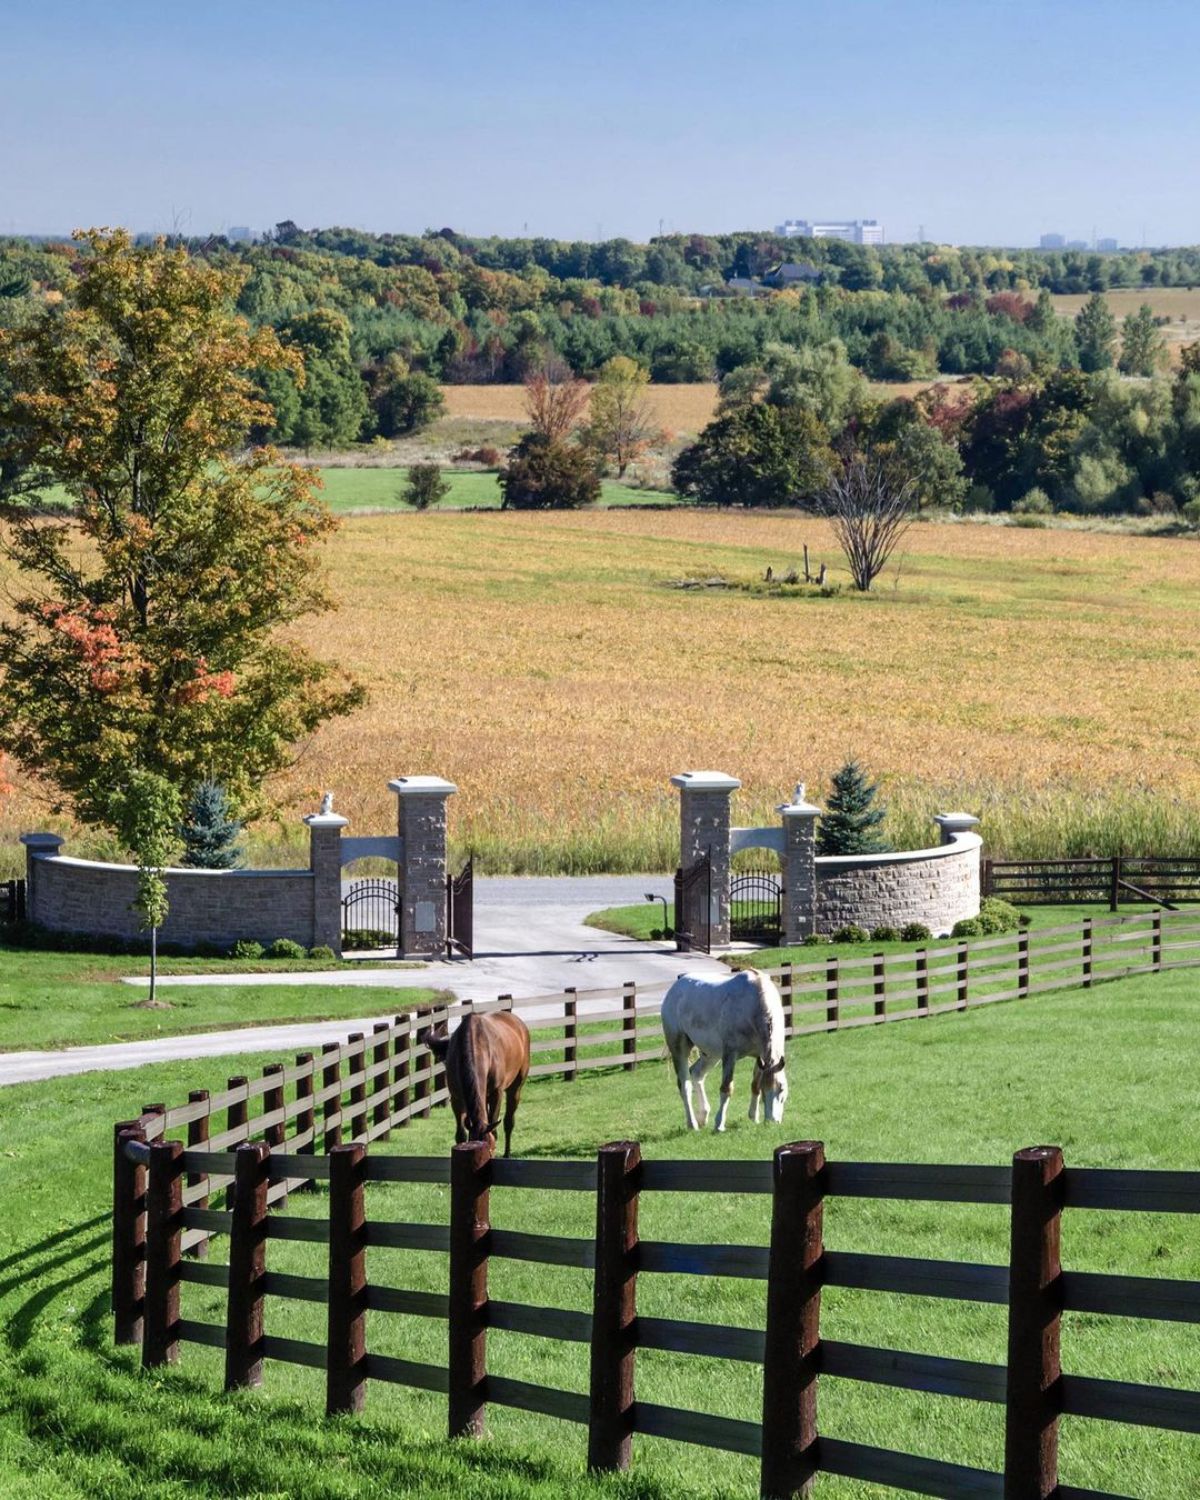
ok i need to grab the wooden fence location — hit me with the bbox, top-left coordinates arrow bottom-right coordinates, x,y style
113,1129 -> 1200,1499
108,907 -> 1200,1495
984,854 -> 1200,909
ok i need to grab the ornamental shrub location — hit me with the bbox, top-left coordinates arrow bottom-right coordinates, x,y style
831,924 -> 870,944
978,897 -> 1024,934
268,937 -> 307,960
230,939 -> 264,960
802,932 -> 826,946
870,924 -> 901,943
901,921 -> 932,942
307,944 -> 336,961
402,462 -> 451,511
951,917 -> 985,938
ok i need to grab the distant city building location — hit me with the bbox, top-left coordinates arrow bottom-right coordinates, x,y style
776,218 -> 885,245
227,226 -> 256,243
1039,233 -> 1066,249
1096,237 -> 1119,252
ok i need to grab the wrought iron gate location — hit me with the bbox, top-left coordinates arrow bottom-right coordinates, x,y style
341,878 -> 399,951
674,851 -> 712,954
729,867 -> 783,944
446,857 -> 473,958
0,879 -> 26,925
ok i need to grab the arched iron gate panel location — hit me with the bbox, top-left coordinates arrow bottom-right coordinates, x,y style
447,857 -> 473,958
674,851 -> 712,954
341,877 -> 399,952
729,868 -> 783,944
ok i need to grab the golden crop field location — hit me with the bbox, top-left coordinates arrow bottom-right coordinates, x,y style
439,381 -> 720,436
12,510 -> 1195,875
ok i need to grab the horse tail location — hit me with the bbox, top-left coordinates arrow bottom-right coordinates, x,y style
457,1014 -> 492,1140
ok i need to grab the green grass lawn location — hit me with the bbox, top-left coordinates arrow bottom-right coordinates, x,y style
311,467 -> 678,513
3,966 -> 1200,1496
0,945 -> 440,1051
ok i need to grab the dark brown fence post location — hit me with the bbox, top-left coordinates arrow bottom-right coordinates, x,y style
346,1033 -> 367,1141
448,1139 -> 492,1438
1004,1145 -> 1064,1500
393,1015 -> 411,1127
185,1090 -> 210,1259
825,958 -> 839,1029
414,1008 -> 432,1118
323,1043 -> 343,1153
873,954 -> 886,1020
780,961 -> 794,1033
295,1053 -> 317,1190
224,1075 -> 248,1210
916,949 -> 929,1016
327,1141 -> 368,1415
263,1063 -> 286,1207
1018,931 -> 1030,999
983,857 -> 994,897
373,1022 -> 391,1140
622,981 -> 637,1070
1109,855 -> 1121,912
1081,919 -> 1093,989
112,1120 -> 147,1346
564,989 -> 578,1080
143,1137 -> 183,1369
761,1140 -> 825,1499
957,941 -> 969,1010
588,1140 -> 641,1473
1153,909 -> 1163,971
225,1140 -> 270,1391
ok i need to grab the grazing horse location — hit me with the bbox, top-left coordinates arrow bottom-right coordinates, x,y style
660,969 -> 788,1132
423,1010 -> 531,1157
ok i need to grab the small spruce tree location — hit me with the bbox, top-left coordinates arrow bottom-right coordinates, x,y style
816,760 -> 891,855
180,780 -> 245,869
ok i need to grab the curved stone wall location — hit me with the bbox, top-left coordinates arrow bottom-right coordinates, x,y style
813,830 -> 982,937
27,852 -> 316,949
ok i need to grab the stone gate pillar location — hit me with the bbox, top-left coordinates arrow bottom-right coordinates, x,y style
304,799 -> 349,956
20,831 -> 64,927
934,812 -> 981,846
390,776 -> 457,958
671,771 -> 740,946
779,791 -> 821,943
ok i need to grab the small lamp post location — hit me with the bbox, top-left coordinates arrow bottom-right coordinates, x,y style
645,892 -> 670,938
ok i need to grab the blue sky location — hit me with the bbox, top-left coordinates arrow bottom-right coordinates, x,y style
2,0 -> 1197,246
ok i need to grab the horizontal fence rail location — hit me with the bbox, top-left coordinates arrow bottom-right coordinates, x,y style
984,853 -> 1200,909
109,908 -> 1200,1495
113,1131 -> 1200,1500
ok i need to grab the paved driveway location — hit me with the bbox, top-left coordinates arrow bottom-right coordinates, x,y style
1,877 -> 736,1085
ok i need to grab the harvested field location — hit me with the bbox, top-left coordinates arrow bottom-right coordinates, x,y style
11,510 -> 1196,874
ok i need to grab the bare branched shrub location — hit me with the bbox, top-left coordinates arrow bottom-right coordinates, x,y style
817,455 -> 915,591
524,358 -> 591,443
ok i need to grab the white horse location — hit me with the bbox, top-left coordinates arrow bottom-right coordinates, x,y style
660,969 -> 789,1132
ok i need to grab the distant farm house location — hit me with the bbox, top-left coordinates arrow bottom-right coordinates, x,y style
700,262 -> 823,298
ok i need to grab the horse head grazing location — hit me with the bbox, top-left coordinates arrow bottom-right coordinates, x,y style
758,1053 -> 788,1124
432,1010 -> 531,1157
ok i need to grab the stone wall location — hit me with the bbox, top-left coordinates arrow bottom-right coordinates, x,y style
813,830 -> 982,937
27,853 -> 315,949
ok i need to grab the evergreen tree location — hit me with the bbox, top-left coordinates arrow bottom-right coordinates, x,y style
1118,304 -> 1167,376
1075,292 -> 1117,372
816,760 -> 891,855
180,780 -> 245,869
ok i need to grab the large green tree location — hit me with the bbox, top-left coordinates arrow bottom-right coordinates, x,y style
671,402 -> 835,507
1118,303 -> 1167,377
0,229 -> 363,829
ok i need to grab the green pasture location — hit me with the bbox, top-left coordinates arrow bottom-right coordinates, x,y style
0,944 -> 439,1051
311,467 -> 677,513
3,966 -> 1200,1497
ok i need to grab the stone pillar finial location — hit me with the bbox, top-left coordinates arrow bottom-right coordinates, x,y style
933,812 -> 981,847
778,794 -> 822,944
671,771 -> 740,946
389,776 -> 458,958
303,802 -> 349,955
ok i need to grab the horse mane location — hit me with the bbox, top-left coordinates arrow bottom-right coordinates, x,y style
752,969 -> 787,1067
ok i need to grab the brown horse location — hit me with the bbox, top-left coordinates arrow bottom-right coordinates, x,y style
424,1010 -> 531,1157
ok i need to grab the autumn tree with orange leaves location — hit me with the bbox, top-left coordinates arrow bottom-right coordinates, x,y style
0,229 -> 363,831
